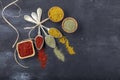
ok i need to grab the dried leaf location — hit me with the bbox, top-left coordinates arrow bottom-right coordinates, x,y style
54,47 -> 65,62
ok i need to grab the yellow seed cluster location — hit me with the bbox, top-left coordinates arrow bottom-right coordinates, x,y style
48,6 -> 64,22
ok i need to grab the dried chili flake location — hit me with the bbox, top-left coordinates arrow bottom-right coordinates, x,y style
16,40 -> 35,59
38,48 -> 48,69
35,35 -> 44,50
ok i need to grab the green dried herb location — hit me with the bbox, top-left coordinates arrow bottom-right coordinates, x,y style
45,35 -> 56,48
54,47 -> 65,62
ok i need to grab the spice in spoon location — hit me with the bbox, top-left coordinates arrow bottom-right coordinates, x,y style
2,5 -> 77,69
41,26 -> 65,62
35,35 -> 44,50
48,28 -> 63,38
42,25 -> 62,38
35,25 -> 44,50
45,35 -> 65,62
42,25 -> 75,55
45,35 -> 56,48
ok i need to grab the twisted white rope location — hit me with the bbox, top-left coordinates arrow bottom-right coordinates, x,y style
14,49 -> 28,68
1,0 -> 29,68
2,0 -> 19,48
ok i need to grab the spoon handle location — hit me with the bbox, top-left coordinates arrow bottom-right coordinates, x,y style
41,25 -> 48,36
41,25 -> 49,31
41,18 -> 49,24
38,25 -> 41,35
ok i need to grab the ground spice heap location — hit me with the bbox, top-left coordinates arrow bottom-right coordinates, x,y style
38,48 -> 48,69
59,36 -> 75,55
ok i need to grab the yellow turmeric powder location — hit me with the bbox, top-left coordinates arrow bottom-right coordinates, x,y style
59,36 -> 75,55
48,27 -> 75,55
59,36 -> 66,44
48,6 -> 64,22
48,28 -> 62,38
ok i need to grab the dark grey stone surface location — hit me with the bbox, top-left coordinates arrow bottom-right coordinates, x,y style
0,0 -> 120,80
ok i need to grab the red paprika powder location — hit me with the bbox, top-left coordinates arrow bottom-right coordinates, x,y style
35,35 -> 44,50
38,48 -> 48,69
16,40 -> 35,59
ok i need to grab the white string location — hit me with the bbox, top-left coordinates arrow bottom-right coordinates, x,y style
28,28 -> 35,39
28,25 -> 38,38
13,3 -> 21,18
14,49 -> 28,68
4,3 -> 22,18
2,0 -> 19,48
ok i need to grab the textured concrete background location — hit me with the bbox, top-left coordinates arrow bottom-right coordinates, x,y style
0,0 -> 120,80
